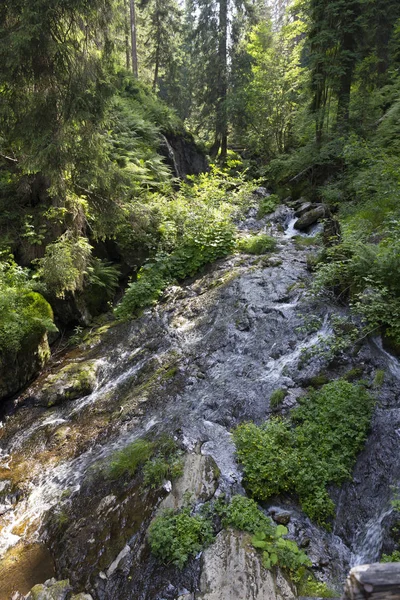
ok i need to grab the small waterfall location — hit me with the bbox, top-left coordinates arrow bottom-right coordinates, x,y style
161,135 -> 181,178
350,506 -> 393,566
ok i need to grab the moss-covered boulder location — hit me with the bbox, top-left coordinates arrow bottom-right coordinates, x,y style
294,205 -> 329,231
22,578 -> 93,600
34,360 -> 99,407
0,289 -> 56,401
28,579 -> 72,600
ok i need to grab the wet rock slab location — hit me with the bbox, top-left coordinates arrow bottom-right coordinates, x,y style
197,529 -> 296,600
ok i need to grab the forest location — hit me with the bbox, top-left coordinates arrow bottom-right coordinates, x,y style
1,0 -> 400,598
1,0 -> 400,371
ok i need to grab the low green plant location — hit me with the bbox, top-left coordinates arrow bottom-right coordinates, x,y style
258,194 -> 280,218
217,495 -> 312,584
106,435 -> 183,487
381,550 -> 400,563
219,495 -> 275,535
233,380 -> 374,526
269,388 -> 287,409
236,233 -> 276,255
115,223 -> 235,319
373,369 -> 385,388
298,577 -> 337,597
252,526 -> 311,578
107,439 -> 155,479
148,506 -> 214,568
293,235 -> 320,249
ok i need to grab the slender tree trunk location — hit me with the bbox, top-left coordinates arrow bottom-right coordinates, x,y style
153,13 -> 161,91
130,0 -> 138,77
336,32 -> 355,130
125,0 -> 131,70
215,0 -> 228,162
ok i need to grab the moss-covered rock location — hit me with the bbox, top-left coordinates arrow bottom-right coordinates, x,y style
0,333 -> 51,401
28,579 -> 72,600
35,360 -> 99,407
0,288 -> 56,401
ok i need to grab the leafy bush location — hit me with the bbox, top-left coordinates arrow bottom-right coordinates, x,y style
115,167 -> 257,319
258,194 -> 280,218
148,507 -> 214,568
233,380 -> 374,526
252,526 -> 311,577
298,577 -> 337,597
381,550 -> 400,563
220,495 -> 275,535
216,495 -> 311,585
313,230 -> 400,345
237,234 -> 276,255
35,233 -> 92,297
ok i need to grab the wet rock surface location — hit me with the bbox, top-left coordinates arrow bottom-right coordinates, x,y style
1,204 -> 400,599
197,529 -> 296,600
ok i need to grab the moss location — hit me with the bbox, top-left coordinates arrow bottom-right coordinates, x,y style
38,360 -> 98,407
293,235 -> 320,249
236,234 -> 277,256
343,367 -> 364,382
308,374 -> 330,388
373,369 -> 385,388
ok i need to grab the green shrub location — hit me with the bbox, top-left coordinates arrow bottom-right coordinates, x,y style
381,550 -> 400,563
233,380 -> 374,526
258,194 -> 280,218
35,233 -> 92,297
148,507 -> 214,568
313,223 -> 400,346
217,495 -> 311,584
115,223 -> 235,319
298,577 -> 337,597
220,495 -> 275,535
269,388 -> 287,409
252,526 -> 311,578
237,234 -> 276,255
373,369 -> 385,388
293,235 -> 320,249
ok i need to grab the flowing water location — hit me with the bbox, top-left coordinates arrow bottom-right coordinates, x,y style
1,205 -> 400,598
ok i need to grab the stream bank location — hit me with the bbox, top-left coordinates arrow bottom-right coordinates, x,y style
1,199 -> 400,599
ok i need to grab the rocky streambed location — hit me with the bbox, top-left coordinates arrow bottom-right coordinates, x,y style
1,200 -> 400,599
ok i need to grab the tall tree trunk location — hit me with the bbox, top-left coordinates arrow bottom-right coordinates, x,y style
153,12 -> 161,91
130,0 -> 138,77
215,0 -> 228,162
125,0 -> 131,70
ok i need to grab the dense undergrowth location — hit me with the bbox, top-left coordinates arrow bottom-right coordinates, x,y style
234,380 -> 375,527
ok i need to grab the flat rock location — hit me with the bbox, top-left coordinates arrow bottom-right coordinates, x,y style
197,529 -> 296,600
